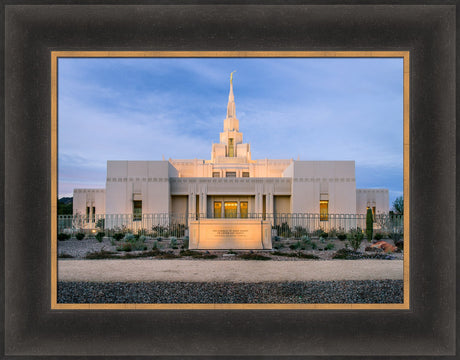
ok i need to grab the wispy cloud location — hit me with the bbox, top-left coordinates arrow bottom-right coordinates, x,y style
58,57 -> 404,204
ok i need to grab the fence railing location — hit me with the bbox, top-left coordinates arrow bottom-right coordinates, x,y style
58,213 -> 403,239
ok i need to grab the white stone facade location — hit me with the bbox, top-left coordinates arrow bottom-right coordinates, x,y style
73,76 -> 389,225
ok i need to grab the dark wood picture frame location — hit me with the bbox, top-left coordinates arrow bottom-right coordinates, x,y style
1,2 -> 456,358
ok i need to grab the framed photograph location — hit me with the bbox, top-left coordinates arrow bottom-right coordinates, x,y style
2,3 -> 456,358
52,52 -> 409,310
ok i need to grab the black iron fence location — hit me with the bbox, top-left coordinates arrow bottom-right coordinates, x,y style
58,212 -> 403,239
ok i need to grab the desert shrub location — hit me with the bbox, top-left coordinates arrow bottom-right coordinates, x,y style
389,232 -> 403,243
333,248 -> 360,259
124,233 -> 135,242
337,233 -> 347,241
138,235 -> 147,243
366,208 -> 373,241
347,228 -> 364,252
112,233 -> 124,241
95,231 -> 105,242
157,252 -> 180,259
122,249 -> 161,259
58,252 -> 73,258
274,223 -> 291,238
85,249 -> 117,259
182,236 -> 189,249
273,235 -> 280,242
294,226 -> 308,237
117,242 -> 132,252
170,237 -> 178,249
319,231 -> 328,239
311,242 -> 318,250
325,243 -> 335,251
152,240 -> 159,250
319,236 -> 326,244
57,233 -> 71,241
273,243 -> 283,250
238,253 -> 271,260
272,251 -> 318,259
75,232 -> 85,240
373,232 -> 384,241
289,241 -> 301,250
96,218 -> 105,230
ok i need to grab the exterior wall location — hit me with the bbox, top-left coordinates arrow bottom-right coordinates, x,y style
73,189 -> 106,216
170,158 -> 292,178
105,161 -> 175,215
356,189 -> 389,215
274,195 -> 291,214
289,161 -> 357,214
171,195 -> 188,217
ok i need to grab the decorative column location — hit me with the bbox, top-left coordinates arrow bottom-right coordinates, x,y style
200,183 -> 207,218
188,183 -> 196,220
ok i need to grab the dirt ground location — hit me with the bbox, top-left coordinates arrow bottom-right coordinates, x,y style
58,259 -> 404,282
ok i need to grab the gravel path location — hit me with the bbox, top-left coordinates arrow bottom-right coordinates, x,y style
58,259 -> 403,282
57,280 -> 404,303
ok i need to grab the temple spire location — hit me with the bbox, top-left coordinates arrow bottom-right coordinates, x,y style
227,71 -> 236,118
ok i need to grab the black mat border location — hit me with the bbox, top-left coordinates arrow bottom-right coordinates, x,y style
2,2 -> 457,359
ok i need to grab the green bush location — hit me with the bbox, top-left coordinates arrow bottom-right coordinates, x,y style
57,233 -> 71,241
182,237 -> 189,249
96,218 -> 105,230
373,232 -> 384,241
170,237 -> 178,249
124,233 -> 135,242
337,233 -> 347,241
319,231 -> 328,239
117,242 -> 132,252
366,208 -> 373,241
95,232 -> 105,242
75,232 -> 85,240
347,228 -> 364,252
112,233 -> 124,241
325,243 -> 335,251
152,240 -> 159,250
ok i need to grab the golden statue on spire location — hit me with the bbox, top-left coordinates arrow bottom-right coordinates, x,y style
230,70 -> 236,85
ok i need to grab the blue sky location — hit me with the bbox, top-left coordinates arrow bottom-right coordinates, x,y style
58,57 -> 404,207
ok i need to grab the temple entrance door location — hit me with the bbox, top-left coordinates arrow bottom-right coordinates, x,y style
240,201 -> 248,218
224,202 -> 237,218
214,202 -> 222,218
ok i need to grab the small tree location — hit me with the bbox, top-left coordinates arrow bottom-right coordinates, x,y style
366,208 -> 373,241
393,196 -> 404,214
347,228 -> 364,252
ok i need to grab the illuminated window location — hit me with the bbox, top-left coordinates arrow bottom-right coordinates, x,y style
228,138 -> 234,157
212,172 -> 220,177
133,200 -> 142,221
224,202 -> 237,218
226,172 -> 236,177
214,202 -> 222,218
242,172 -> 249,177
320,200 -> 328,221
240,201 -> 248,218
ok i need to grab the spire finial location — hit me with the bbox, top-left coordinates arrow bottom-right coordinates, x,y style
230,70 -> 236,86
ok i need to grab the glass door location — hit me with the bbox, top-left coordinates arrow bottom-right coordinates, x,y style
224,201 -> 237,218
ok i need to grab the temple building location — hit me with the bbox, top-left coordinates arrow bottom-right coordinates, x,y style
73,74 -> 389,228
